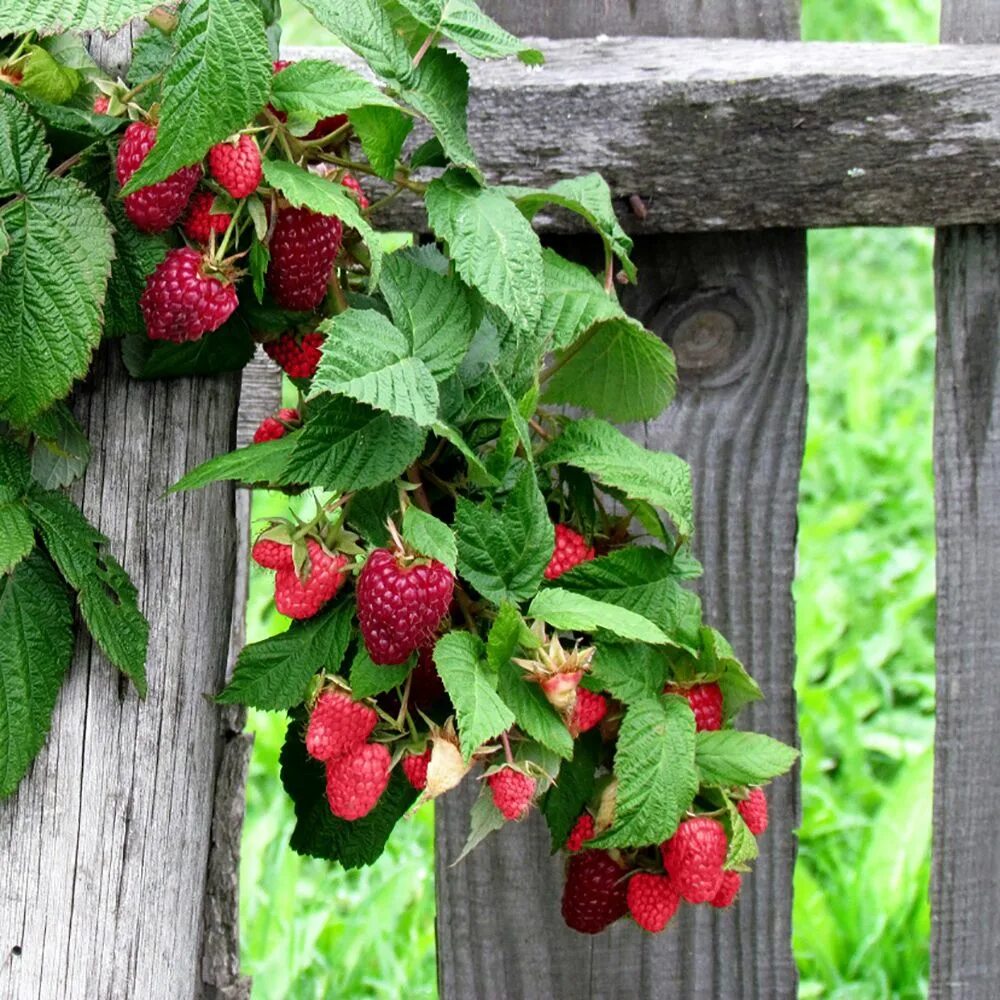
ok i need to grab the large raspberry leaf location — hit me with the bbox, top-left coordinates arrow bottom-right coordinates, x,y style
26,402 -> 91,491
0,93 -> 49,197
401,506 -> 457,571
527,588 -> 670,646
0,552 -> 74,798
695,730 -> 799,788
170,436 -> 299,493
268,59 -> 400,120
699,626 -> 763,719
535,250 -> 624,352
0,0 -> 158,34
589,643 -> 670,708
349,646 -> 413,700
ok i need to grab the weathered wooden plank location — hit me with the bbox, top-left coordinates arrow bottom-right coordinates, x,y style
932,8 -> 1000,998
291,38 -> 1000,232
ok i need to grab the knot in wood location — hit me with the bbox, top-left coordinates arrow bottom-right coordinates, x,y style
662,299 -> 751,386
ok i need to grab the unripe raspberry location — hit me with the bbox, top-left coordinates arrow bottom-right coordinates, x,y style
570,688 -> 607,735
266,206 -> 343,311
565,813 -> 595,852
273,538 -> 348,620
710,870 -> 742,909
341,174 -> 369,210
263,331 -> 325,379
544,524 -> 595,580
626,873 -> 681,932
561,850 -> 628,934
402,747 -> 431,791
737,786 -> 769,836
487,766 -> 535,821
253,407 -> 300,444
208,134 -> 262,199
661,817 -> 728,904
664,681 -> 724,732
93,94 -> 110,114
305,690 -> 377,763
183,189 -> 232,245
325,742 -> 391,820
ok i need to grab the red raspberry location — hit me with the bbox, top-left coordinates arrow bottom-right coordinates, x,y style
209,134 -> 262,199
251,537 -> 293,571
341,174 -> 370,210
273,538 -> 348,620
487,767 -> 535,821
544,524 -> 596,580
565,813 -> 595,852
356,549 -> 454,665
305,690 -> 378,763
93,94 -> 110,114
627,873 -> 681,933
402,747 -> 431,791
253,407 -> 300,444
664,681 -> 724,732
325,742 -> 391,820
661,817 -> 728,904
266,206 -> 343,311
570,688 -> 607,735
263,331 -> 325,379
183,189 -> 232,245
710,870 -> 742,909
411,646 -> 447,709
116,121 -> 201,232
737,786 -> 769,836
561,850 -> 628,934
139,247 -> 237,343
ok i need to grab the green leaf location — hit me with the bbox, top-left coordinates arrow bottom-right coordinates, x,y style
122,0 -> 271,193
433,630 -> 515,760
0,93 -> 48,197
20,46 -> 81,104
528,587 -> 670,645
249,238 -> 270,303
0,552 -> 74,798
345,482 -> 398,547
454,782 -> 506,863
430,420 -> 496,484
0,0 -> 159,33
543,317 -> 677,423
26,488 -> 148,693
127,23 -> 175,91
700,626 -> 763,719
269,59 -> 400,121
497,658 -> 573,760
350,645 -> 413,699
0,436 -> 30,499
0,178 -> 114,425
541,731 -> 600,852
350,105 -> 414,180
695,730 -> 799,787
170,436 -> 299,492
454,464 -> 553,605
122,314 -> 256,379
262,159 -> 383,288
310,310 -> 440,426
589,642 -> 670,706
425,170 -> 543,332
0,504 -> 33,576
589,694 -> 698,849
29,401 -> 91,489
541,419 -> 694,540
725,799 -> 759,869
217,602 -> 353,710
402,506 -> 457,570
536,249 -> 623,351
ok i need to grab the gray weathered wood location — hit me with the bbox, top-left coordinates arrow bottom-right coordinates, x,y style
434,4 -> 804,998
932,7 -> 1000,998
292,37 -> 1000,233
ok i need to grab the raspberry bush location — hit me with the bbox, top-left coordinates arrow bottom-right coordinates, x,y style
0,0 -> 797,935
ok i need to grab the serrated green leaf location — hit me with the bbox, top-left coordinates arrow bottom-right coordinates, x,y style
589,643 -> 670,706
346,481 -> 398,548
700,626 -> 763,719
19,46 -> 80,104
454,781 -> 506,863
122,313 -> 256,379
249,238 -> 270,303
0,504 -> 33,576
430,420 -> 496,484
29,401 -> 90,489
0,93 -> 48,197
497,658 -> 573,760
541,730 -> 600,852
433,630 -> 514,760
528,588 -> 670,645
269,59 -> 400,121
541,419 -> 694,540
170,436 -> 298,493
0,178 -> 114,425
127,24 -> 175,91
105,196 -> 169,339
0,0 -> 159,33
425,170 -> 543,332
725,799 -> 759,869
0,552 -> 74,798
350,645 -> 413,699
0,436 -> 30,500
401,506 -> 457,570
122,0 -> 271,193
536,249 -> 623,351
454,464 -> 552,605
695,730 -> 799,787
590,694 -> 698,849
349,105 -> 414,180
218,602 -> 353,710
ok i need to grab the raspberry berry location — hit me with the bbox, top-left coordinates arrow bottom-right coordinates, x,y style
487,766 -> 535,821
570,688 -> 607,735
737,786 -> 769,836
263,331 -> 325,379
209,134 -> 262,199
661,817 -> 728,904
266,206 -> 343,311
627,873 -> 681,933
139,248 -> 238,343
710,870 -> 742,909
664,681 -> 724,732
565,812 -> 595,852
544,524 -> 596,580
273,538 -> 348,619
117,121 -> 201,232
305,690 -> 377,763
341,174 -> 370,210
325,742 -> 391,820
402,747 -> 432,791
356,548 -> 454,665
183,190 -> 232,245
251,537 -> 293,571
561,850 -> 628,935
253,407 -> 300,444
93,94 -> 110,114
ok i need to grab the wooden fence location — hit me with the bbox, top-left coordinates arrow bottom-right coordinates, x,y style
2,0 -> 998,997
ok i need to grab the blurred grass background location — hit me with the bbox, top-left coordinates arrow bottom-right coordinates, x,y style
241,1 -> 941,996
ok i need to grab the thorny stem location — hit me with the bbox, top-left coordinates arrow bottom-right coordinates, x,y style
394,671 -> 413,731
412,31 -> 438,68
122,72 -> 162,105
215,200 -> 246,260
317,152 -> 427,193
528,417 -> 552,441
540,322 -> 601,385
603,247 -> 615,293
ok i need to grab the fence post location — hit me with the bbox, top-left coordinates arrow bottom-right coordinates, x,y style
434,4 -> 806,998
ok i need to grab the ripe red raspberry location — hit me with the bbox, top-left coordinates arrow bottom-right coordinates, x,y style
251,537 -> 293,571
266,206 -> 343,311
93,94 -> 110,114
544,524 -> 596,580
183,189 -> 232,245
356,549 -> 454,665
305,690 -> 378,763
139,247 -> 237,342
571,688 -> 607,735
325,742 -> 391,820
561,850 -> 628,934
263,331 -> 325,379
117,121 -> 201,232
487,766 -> 535,821
565,812 -> 595,852
253,407 -> 300,444
710,870 -> 742,909
664,681 -> 724,732
273,538 -> 348,620
209,134 -> 262,199
411,646 -> 447,709
341,174 -> 370,210
627,873 -> 681,933
737,786 -> 769,836
402,747 -> 431,791
661,817 -> 728,904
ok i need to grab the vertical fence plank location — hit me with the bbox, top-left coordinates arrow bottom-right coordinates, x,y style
434,4 -> 805,998
933,8 -> 1000,996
